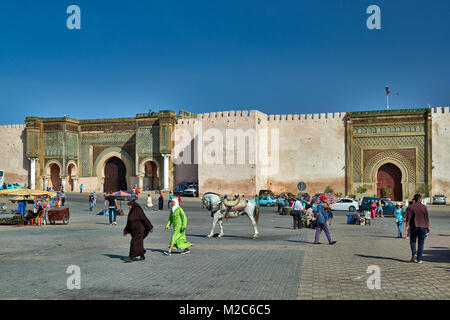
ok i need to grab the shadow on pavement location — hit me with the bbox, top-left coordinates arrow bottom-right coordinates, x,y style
273,226 -> 295,230
147,248 -> 167,254
355,254 -> 409,263
285,239 -> 316,245
422,249 -> 450,263
103,254 -> 128,261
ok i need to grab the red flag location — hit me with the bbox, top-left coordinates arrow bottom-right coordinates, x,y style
386,87 -> 390,95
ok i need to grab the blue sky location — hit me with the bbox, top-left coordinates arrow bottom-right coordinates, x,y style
0,0 -> 449,124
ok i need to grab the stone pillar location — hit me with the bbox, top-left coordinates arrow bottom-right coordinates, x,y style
29,158 -> 37,189
139,175 -> 144,190
163,154 -> 170,190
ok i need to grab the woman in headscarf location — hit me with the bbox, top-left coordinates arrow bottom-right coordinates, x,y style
147,194 -> 153,209
370,200 -> 377,219
122,200 -> 154,262
164,198 -> 192,255
158,193 -> 164,211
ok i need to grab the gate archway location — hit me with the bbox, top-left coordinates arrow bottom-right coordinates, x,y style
46,162 -> 62,190
377,163 -> 403,201
104,157 -> 127,193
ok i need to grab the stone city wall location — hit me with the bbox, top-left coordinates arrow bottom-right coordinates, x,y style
431,106 -> 450,196
0,124 -> 30,186
175,110 -> 347,197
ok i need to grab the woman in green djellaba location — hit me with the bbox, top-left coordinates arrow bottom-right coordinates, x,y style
163,198 -> 192,255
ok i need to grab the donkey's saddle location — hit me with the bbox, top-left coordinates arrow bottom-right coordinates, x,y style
221,197 -> 247,212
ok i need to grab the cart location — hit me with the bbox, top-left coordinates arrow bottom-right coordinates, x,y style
48,207 -> 70,225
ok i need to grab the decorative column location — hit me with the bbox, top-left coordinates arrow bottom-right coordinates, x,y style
163,154 -> 170,190
73,178 -> 78,192
29,157 -> 37,189
138,175 -> 144,190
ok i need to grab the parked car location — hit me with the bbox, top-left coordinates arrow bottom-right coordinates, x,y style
0,183 -> 23,190
279,192 -> 296,200
258,189 -> 274,197
174,182 -> 191,196
432,195 -> 446,205
331,198 -> 359,212
296,192 -> 311,202
183,184 -> 198,197
259,196 -> 277,206
359,197 -> 396,215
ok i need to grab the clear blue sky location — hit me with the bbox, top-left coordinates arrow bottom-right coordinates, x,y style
0,0 -> 449,124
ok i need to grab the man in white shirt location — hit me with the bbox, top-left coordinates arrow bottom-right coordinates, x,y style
292,199 -> 304,229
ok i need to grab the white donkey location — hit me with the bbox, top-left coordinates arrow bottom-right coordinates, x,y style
201,192 -> 260,239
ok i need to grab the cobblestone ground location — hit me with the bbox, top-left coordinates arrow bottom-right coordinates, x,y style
0,193 -> 449,300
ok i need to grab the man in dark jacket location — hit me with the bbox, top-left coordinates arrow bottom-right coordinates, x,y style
405,194 -> 430,264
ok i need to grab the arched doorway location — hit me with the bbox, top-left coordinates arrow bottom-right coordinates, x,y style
67,163 -> 76,191
48,163 -> 62,191
143,161 -> 159,190
377,163 -> 402,201
104,157 -> 127,193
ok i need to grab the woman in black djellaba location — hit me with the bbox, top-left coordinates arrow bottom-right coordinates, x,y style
122,200 -> 154,262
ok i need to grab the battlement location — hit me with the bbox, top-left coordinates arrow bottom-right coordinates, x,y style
176,109 -> 347,125
267,112 -> 346,121
0,124 -> 26,129
432,106 -> 450,114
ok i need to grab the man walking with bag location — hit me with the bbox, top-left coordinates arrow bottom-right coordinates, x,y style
292,198 -> 304,229
313,195 -> 337,245
406,194 -> 430,263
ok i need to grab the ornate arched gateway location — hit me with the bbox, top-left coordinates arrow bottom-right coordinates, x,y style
104,157 -> 127,192
25,110 -> 178,192
346,108 -> 432,201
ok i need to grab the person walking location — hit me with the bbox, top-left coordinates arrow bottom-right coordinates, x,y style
406,194 -> 430,263
122,200 -> 154,263
405,200 -> 415,239
177,193 -> 181,204
394,203 -> 405,238
106,194 -> 119,225
168,191 -> 173,209
79,184 -> 83,193
377,199 -> 384,217
147,194 -> 153,209
61,191 -> 66,207
89,193 -> 94,211
255,195 -> 260,210
313,195 -> 337,245
158,193 -> 164,211
135,186 -> 140,198
370,200 -> 377,219
93,191 -> 97,206
292,198 -> 304,229
164,198 -> 192,255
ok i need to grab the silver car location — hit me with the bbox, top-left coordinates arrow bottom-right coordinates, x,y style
432,195 -> 446,205
183,184 -> 198,197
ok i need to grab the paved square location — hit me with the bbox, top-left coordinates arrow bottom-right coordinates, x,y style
0,193 -> 449,300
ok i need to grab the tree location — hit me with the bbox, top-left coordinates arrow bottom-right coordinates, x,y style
324,186 -> 333,194
417,184 -> 431,197
356,186 -> 367,195
380,188 -> 391,198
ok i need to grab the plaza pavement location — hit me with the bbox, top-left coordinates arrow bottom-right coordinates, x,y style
0,192 -> 449,300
